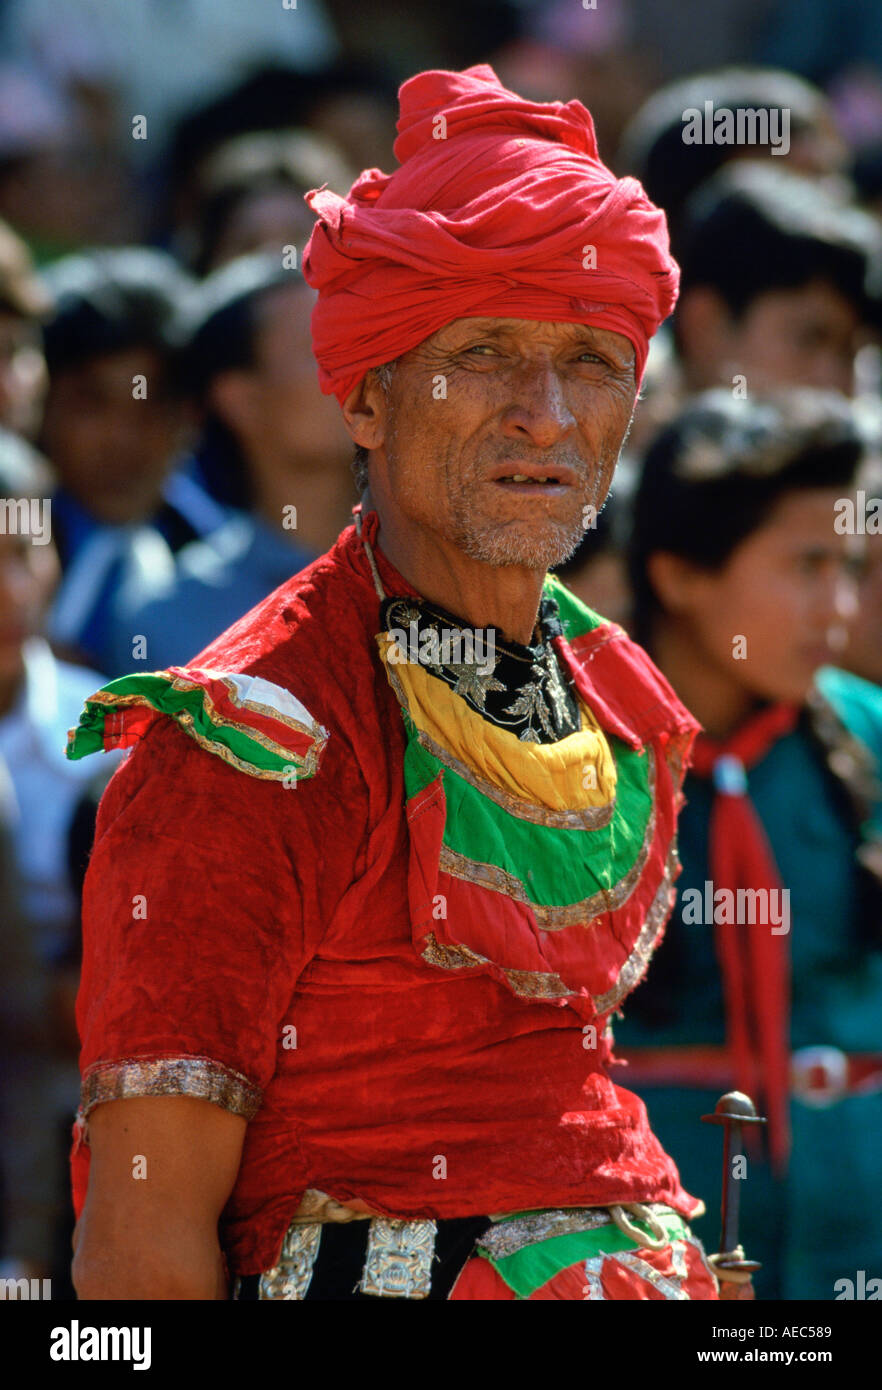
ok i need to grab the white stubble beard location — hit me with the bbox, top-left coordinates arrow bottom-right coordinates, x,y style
446,441 -> 622,570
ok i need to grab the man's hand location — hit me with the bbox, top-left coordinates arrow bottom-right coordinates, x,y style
718,1277 -> 755,1301
72,1095 -> 247,1300
708,1250 -> 757,1301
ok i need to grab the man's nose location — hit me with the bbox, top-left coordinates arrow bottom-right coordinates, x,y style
820,570 -> 860,629
835,572 -> 860,621
499,363 -> 577,448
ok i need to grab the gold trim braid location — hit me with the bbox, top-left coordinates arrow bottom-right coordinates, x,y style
84,687 -> 325,783
436,747 -> 657,930
80,1055 -> 263,1120
414,717 -> 617,830
592,841 -> 680,1014
421,931 -> 572,1000
478,1203 -> 683,1261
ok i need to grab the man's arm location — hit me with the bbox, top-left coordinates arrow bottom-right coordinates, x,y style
72,1096 -> 247,1300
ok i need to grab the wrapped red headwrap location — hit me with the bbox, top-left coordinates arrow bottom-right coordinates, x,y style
302,64 -> 679,404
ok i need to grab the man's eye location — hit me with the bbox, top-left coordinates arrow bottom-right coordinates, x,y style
465,344 -> 498,355
796,327 -> 828,350
845,553 -> 868,579
577,347 -> 621,366
796,553 -> 824,574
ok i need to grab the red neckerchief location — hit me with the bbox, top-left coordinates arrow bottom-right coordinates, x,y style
690,702 -> 801,1173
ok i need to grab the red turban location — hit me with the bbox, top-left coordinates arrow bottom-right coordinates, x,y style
302,64 -> 679,404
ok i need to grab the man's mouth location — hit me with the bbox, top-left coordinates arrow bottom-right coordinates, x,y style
498,473 -> 557,485
489,463 -> 578,492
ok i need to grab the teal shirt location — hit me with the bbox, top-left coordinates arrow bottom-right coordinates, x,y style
614,668 -> 882,1298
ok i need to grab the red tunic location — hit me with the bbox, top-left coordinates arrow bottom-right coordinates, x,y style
72,511 -> 702,1277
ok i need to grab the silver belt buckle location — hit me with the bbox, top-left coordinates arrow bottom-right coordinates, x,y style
237,1210 -> 439,1300
256,1222 -> 322,1300
359,1217 -> 437,1299
791,1046 -> 848,1107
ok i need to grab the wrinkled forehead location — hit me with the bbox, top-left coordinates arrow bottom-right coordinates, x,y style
418,315 -> 637,361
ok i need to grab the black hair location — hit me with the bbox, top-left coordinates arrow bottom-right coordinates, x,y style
853,142 -> 882,210
176,252 -> 304,400
177,253 -> 308,509
677,163 -> 882,327
628,389 -> 874,649
618,66 -> 834,251
41,248 -> 194,379
165,60 -> 398,233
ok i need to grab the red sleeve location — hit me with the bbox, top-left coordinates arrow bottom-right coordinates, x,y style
75,708 -> 360,1122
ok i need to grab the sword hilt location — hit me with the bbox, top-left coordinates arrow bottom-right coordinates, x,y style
701,1090 -> 765,1275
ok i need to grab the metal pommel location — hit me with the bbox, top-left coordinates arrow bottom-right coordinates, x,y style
701,1090 -> 767,1126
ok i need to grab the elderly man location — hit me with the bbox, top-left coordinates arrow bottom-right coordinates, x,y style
68,66 -> 724,1302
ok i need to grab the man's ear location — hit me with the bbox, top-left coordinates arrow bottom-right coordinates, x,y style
341,369 -> 389,451
675,287 -> 736,382
646,550 -> 711,616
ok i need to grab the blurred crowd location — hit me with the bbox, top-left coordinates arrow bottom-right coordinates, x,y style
1,0 -> 881,1301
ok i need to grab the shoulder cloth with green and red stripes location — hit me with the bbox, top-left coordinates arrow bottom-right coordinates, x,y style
65,665 -> 328,782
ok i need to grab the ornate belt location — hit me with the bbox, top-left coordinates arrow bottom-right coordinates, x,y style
231,1189 -> 448,1300
231,1191 -> 693,1300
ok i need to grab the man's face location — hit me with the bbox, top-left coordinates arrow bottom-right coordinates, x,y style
724,280 -> 863,396
670,489 -> 862,704
249,284 -> 352,467
41,348 -> 182,525
0,310 -> 46,437
366,317 -> 638,570
0,528 -> 59,684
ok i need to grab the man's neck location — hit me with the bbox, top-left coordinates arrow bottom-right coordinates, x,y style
251,452 -> 355,556
367,493 -> 545,646
651,616 -> 760,740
